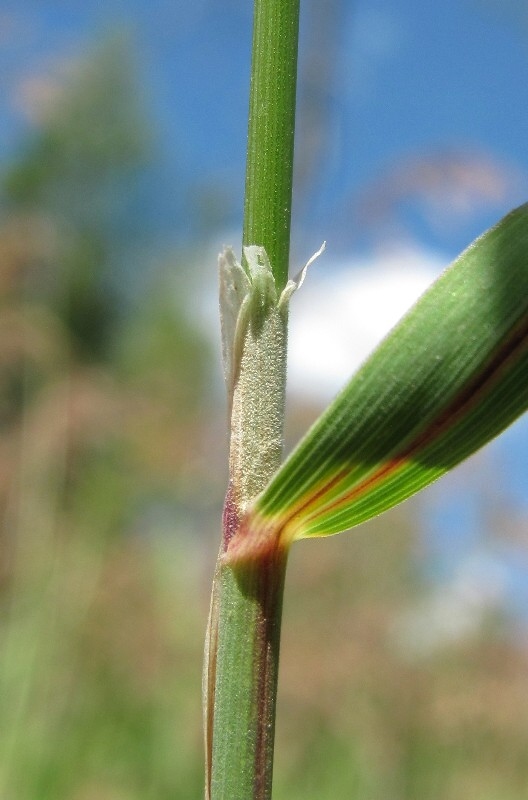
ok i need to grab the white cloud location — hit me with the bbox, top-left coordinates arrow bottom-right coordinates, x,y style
287,245 -> 447,401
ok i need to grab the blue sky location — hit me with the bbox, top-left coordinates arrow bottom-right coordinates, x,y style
1,0 -> 528,256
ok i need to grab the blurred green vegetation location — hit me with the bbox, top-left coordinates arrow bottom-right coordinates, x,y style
1,36 -> 528,800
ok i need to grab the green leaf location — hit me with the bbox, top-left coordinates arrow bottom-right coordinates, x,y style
226,204 -> 528,564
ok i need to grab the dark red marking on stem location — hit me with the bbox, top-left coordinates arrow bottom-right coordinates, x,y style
224,510 -> 286,566
222,482 -> 240,551
253,549 -> 286,799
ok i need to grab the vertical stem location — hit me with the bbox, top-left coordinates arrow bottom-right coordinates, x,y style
208,541 -> 288,800
243,0 -> 301,290
206,289 -> 291,799
204,1 -> 300,798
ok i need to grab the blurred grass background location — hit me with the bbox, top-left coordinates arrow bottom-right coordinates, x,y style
1,18 -> 528,800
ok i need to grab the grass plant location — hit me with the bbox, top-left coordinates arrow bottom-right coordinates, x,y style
204,1 -> 528,798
